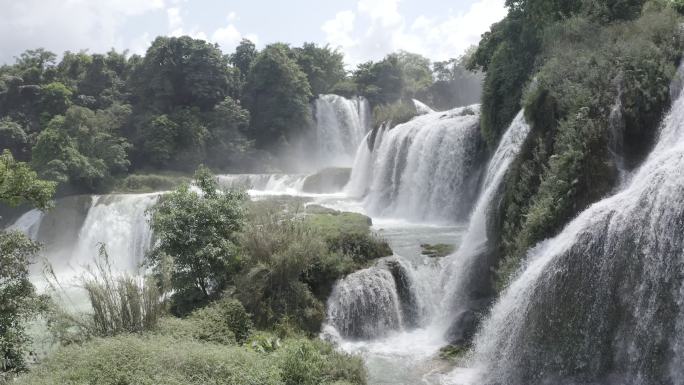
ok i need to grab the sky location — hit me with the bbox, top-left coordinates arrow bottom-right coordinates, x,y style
0,0 -> 507,66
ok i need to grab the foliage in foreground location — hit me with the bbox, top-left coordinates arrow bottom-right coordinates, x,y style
237,201 -> 391,333
147,166 -> 247,315
13,333 -> 366,385
0,151 -> 54,378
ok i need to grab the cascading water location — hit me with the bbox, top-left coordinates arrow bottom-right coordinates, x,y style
349,105 -> 485,223
326,260 -> 405,339
414,99 -> 436,115
346,123 -> 390,198
8,194 -> 158,279
322,109 -> 531,385
314,94 -> 371,167
458,67 -> 684,385
217,174 -> 308,194
438,111 -> 530,341
71,194 -> 158,274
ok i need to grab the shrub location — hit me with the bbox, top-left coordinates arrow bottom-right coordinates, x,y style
277,339 -> 367,385
45,244 -> 165,345
0,231 -> 49,376
13,335 -> 282,385
237,204 -> 390,333
178,298 -> 253,345
116,173 -> 190,193
372,99 -> 417,128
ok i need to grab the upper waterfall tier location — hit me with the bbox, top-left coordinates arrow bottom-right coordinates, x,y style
346,105 -> 484,223
314,94 -> 371,167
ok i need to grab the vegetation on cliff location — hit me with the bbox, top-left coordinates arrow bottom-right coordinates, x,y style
469,0 -> 684,288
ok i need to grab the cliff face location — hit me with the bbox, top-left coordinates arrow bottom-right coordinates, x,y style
469,1 -> 684,289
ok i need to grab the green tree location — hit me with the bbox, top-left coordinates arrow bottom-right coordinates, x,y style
0,151 -> 54,376
132,36 -> 235,112
0,150 -> 55,209
147,166 -> 247,314
40,82 -> 72,118
292,43 -> 346,96
396,51 -> 433,99
14,49 -> 57,84
230,39 -> 258,93
55,51 -> 91,89
243,44 -> 313,149
0,120 -> 29,161
205,97 -> 252,169
32,106 -> 131,191
353,54 -> 404,106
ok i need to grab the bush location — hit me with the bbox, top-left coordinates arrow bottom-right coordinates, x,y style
237,203 -> 391,333
15,334 -> 367,385
13,335 -> 282,385
168,298 -> 252,345
277,339 -> 367,385
371,99 -> 417,128
116,173 -> 190,193
45,244 -> 165,345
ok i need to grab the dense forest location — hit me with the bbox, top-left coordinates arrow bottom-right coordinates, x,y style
0,38 -> 480,194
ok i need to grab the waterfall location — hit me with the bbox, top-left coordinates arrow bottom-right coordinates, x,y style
437,111 -> 530,343
70,194 -> 158,274
7,194 -> 158,278
326,260 -> 405,339
461,68 -> 684,385
413,99 -> 435,115
314,94 -> 371,167
325,255 -> 440,340
326,109 -> 529,350
345,123 -> 390,198
217,174 -> 307,194
8,209 -> 44,240
350,105 -> 484,223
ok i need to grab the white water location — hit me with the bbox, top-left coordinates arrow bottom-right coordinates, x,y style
438,111 -> 530,328
3,97 -> 539,385
8,194 -> 159,281
322,111 -> 531,385
414,99 -> 436,115
314,94 -> 371,167
348,105 -> 484,223
217,174 -> 308,195
8,209 -> 44,240
458,68 -> 684,385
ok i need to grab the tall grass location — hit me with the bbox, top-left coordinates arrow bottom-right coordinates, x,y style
46,244 -> 165,343
85,244 -> 164,336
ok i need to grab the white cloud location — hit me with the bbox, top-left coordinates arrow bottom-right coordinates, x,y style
322,11 -> 356,49
129,32 -> 154,55
167,8 -> 255,53
212,24 -> 242,51
357,0 -> 402,27
322,0 -> 507,64
0,0 -> 165,63
167,7 -> 183,34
